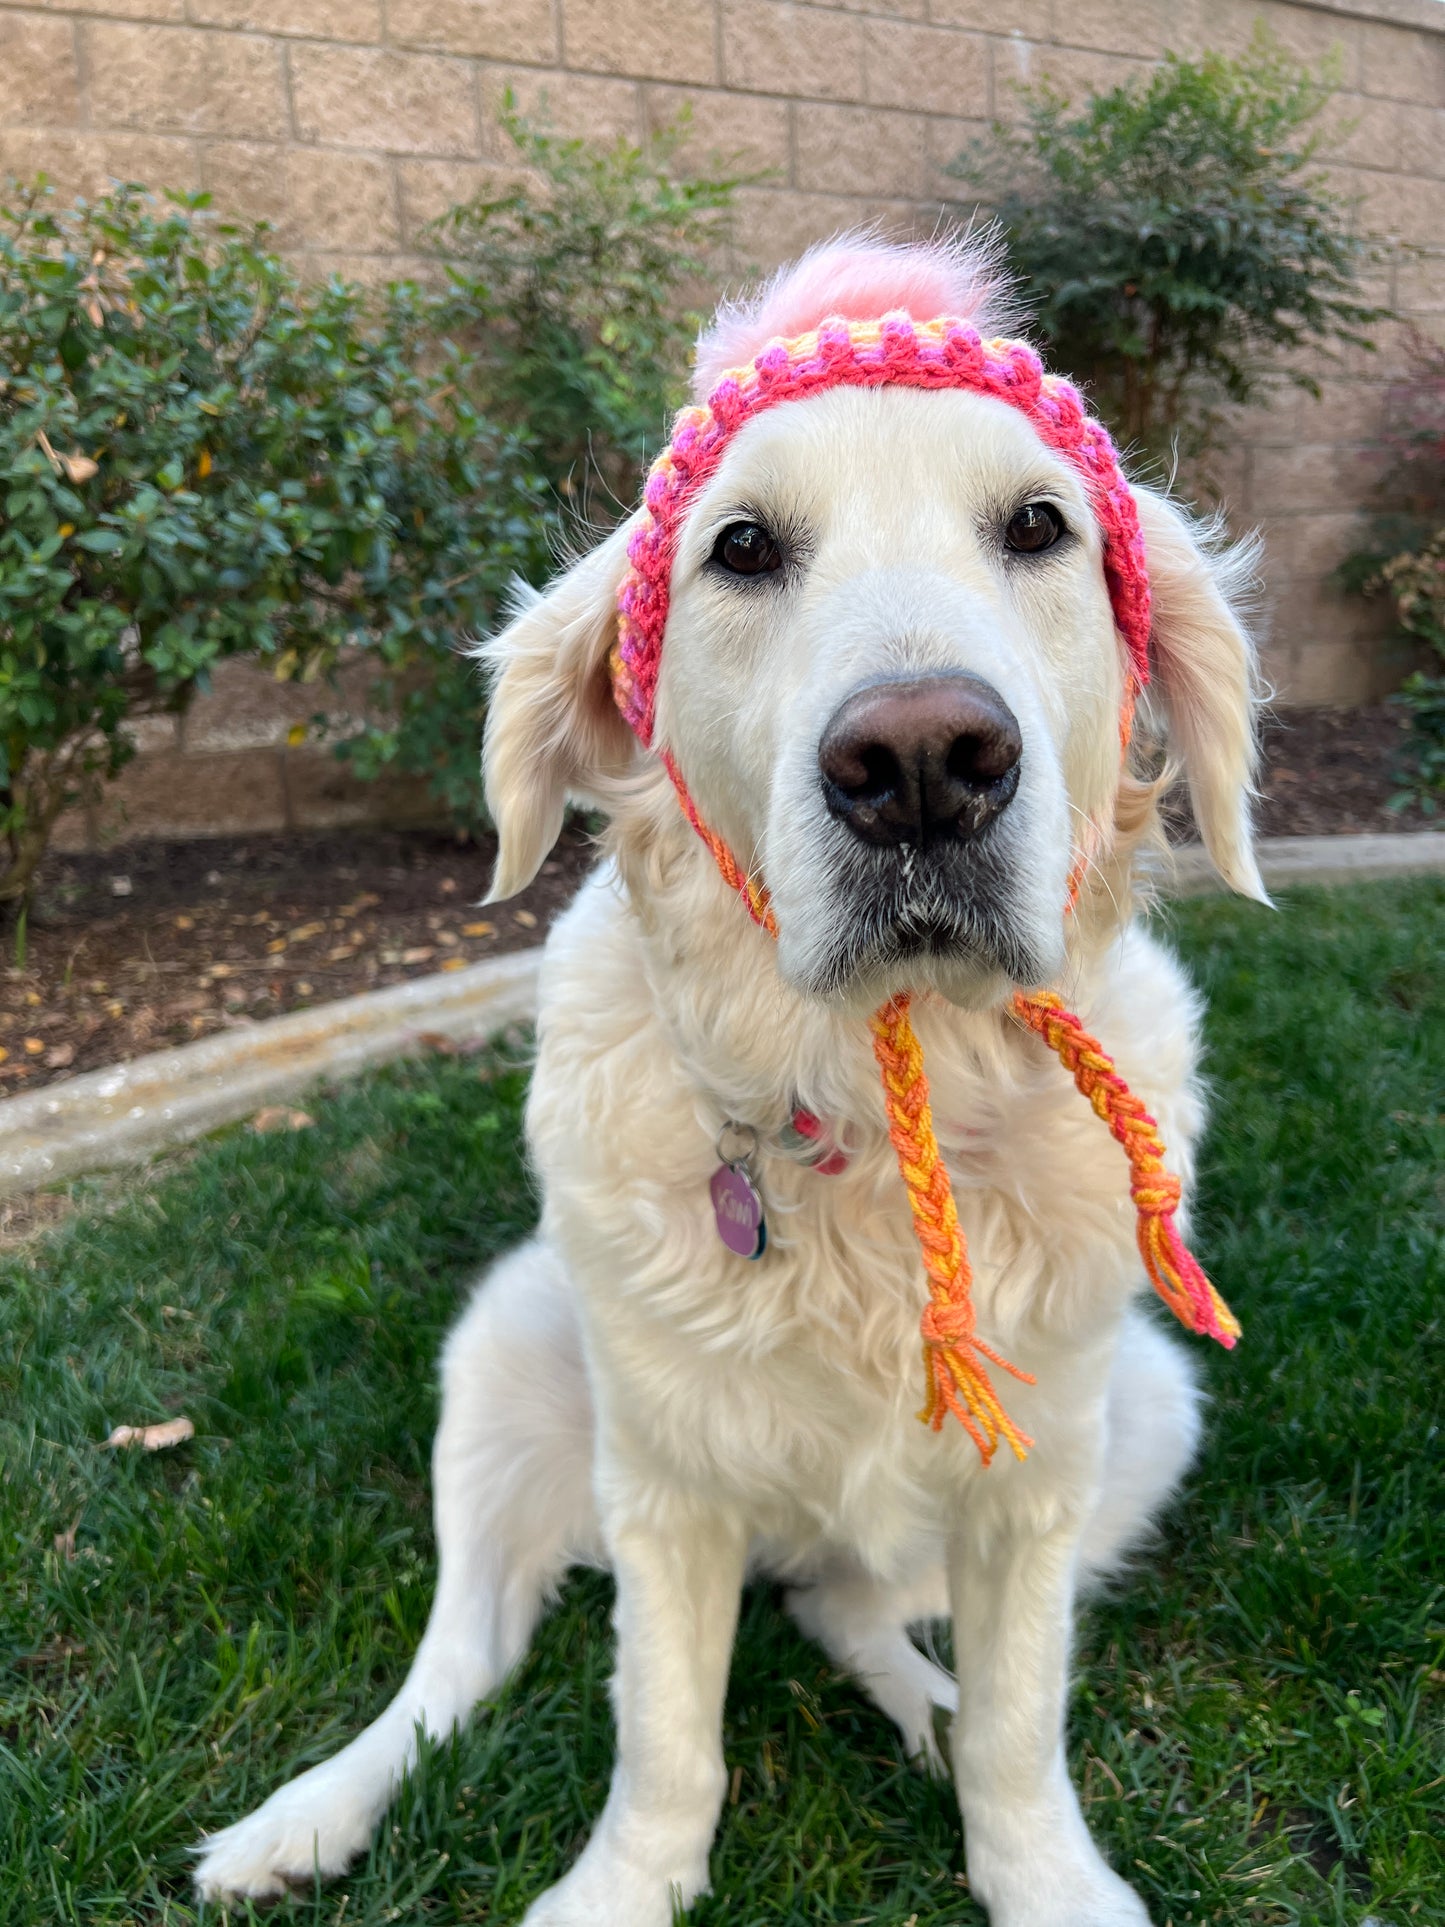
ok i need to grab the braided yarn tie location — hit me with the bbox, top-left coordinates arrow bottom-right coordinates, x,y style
1010,992 -> 1241,1348
869,994 -> 1035,1464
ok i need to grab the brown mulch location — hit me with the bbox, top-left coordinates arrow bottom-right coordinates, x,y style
2,823 -> 597,1099
0,703 -> 1431,1101
1250,703 -> 1433,839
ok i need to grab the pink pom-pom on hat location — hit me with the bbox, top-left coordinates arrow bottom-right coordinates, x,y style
612,235 -> 1153,748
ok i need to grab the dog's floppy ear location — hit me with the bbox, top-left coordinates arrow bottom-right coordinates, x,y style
481,522 -> 638,903
1133,487 -> 1268,902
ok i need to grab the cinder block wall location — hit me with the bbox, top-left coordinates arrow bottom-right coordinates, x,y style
2,0 -> 1442,845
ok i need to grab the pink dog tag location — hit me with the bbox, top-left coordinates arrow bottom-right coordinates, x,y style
710,1162 -> 767,1260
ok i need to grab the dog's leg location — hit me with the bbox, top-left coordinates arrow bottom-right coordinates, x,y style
948,1516 -> 1152,1927
1080,1310 -> 1202,1584
194,1239 -> 599,1902
522,1476 -> 747,1927
786,1563 -> 956,1771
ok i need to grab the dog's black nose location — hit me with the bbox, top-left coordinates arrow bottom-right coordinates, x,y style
818,673 -> 1022,848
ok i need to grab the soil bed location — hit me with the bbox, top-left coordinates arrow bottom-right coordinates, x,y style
1250,702 -> 1432,838
5,823 -> 595,1097
1,703 -> 1430,1099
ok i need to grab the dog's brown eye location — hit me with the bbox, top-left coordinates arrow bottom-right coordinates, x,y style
714,522 -> 783,576
1004,502 -> 1064,554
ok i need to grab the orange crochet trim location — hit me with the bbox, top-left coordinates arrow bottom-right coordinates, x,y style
661,750 -> 777,936
1010,993 -> 1240,1347
870,994 -> 1035,1463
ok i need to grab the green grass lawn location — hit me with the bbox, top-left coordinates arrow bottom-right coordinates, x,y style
2,880 -> 1441,1927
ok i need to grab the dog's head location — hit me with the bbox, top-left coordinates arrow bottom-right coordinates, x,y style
483,237 -> 1265,1013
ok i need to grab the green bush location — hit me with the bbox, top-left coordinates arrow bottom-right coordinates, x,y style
323,108 -> 738,817
1340,332 -> 1445,811
0,180 -> 548,906
435,106 -> 738,500
949,33 -> 1384,463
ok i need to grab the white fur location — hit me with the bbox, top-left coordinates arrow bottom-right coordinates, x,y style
195,239 -> 1260,1926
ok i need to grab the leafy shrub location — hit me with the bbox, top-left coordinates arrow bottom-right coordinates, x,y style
333,108 -> 739,815
433,105 -> 738,502
1340,332 -> 1445,811
0,180 -> 547,906
949,33 -> 1385,462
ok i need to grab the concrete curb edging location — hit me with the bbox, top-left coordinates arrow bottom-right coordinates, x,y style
0,832 -> 1440,1199
1169,830 -> 1445,894
0,949 -> 541,1198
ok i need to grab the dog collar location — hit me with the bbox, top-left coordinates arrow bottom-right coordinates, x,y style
610,313 -> 1238,1467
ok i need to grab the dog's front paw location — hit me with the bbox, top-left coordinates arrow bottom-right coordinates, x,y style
521,1837 -> 708,1927
966,1823 -> 1152,1927
193,1758 -> 384,1901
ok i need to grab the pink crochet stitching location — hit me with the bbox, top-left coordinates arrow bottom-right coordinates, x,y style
612,313 -> 1153,747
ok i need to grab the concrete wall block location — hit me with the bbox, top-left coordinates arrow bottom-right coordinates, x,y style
481,63 -> 644,144
1257,511 -> 1372,583
285,147 -> 400,250
932,0 -> 1049,37
992,36 -> 1152,112
296,248 -> 432,285
1285,637 -> 1389,705
0,128 -> 201,195
281,746 -> 440,831
721,1 -> 865,102
94,746 -> 288,843
200,138 -> 290,230
794,101 -> 927,198
186,0 -> 382,39
85,23 -> 287,140
1049,0 -> 1170,59
863,20 -> 987,117
643,84 -> 791,180
1250,441 -> 1391,517
0,13 -> 81,127
1395,250 -> 1445,313
1326,93 -> 1445,180
396,156 -> 533,240
567,0 -> 718,86
388,0 -> 556,63
290,44 -> 481,155
1359,20 -> 1445,105
8,0 -> 182,18
924,113 -> 988,202
725,183 -> 881,269
1353,168 -> 1445,248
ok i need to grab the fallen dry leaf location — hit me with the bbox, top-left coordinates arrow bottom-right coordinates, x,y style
439,878 -> 458,894
462,921 -> 495,938
44,1042 -> 75,1069
103,1415 -> 195,1451
266,938 -> 287,954
401,946 -> 434,965
249,1106 -> 315,1134
288,921 -> 326,943
16,1636 -> 87,1669
514,910 -> 538,929
53,1517 -> 79,1561
440,957 -> 466,973
326,945 -> 357,963
174,914 -> 194,931
23,1037 -> 44,1056
59,450 -> 99,483
416,1031 -> 460,1055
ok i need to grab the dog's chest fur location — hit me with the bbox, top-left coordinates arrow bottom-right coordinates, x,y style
524,857 -> 1206,1569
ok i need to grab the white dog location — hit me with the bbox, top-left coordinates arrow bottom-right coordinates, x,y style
195,237 -> 1264,1926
